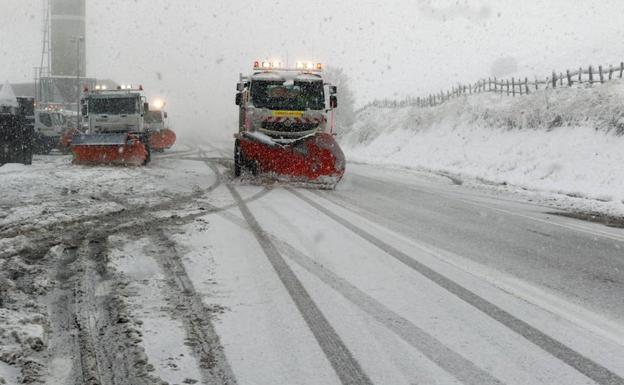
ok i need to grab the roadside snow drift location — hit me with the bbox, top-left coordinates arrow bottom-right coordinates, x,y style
341,81 -> 624,205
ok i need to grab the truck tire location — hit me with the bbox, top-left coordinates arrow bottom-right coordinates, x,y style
234,140 -> 242,177
144,144 -> 152,165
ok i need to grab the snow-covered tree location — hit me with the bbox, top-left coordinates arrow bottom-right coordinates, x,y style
324,66 -> 356,132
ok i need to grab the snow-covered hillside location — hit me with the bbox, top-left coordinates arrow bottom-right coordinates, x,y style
341,80 -> 624,210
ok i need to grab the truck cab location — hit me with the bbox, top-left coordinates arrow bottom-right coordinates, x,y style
35,110 -> 65,137
82,85 -> 149,136
33,109 -> 66,153
144,110 -> 167,133
236,61 -> 338,142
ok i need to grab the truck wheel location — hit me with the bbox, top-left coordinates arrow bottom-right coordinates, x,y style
234,140 -> 242,177
247,159 -> 258,176
24,147 -> 33,165
144,145 -> 152,165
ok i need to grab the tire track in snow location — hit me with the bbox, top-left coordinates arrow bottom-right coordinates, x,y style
46,238 -> 164,385
271,236 -> 504,385
227,184 -> 374,385
150,230 -> 238,385
287,188 -> 624,385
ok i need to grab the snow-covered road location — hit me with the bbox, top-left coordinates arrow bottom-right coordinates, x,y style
1,143 -> 623,385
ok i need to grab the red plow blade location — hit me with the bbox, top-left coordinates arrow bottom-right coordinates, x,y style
70,133 -> 148,166
149,128 -> 176,151
237,132 -> 346,188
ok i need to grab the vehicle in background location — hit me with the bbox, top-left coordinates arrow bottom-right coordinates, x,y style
145,102 -> 176,152
58,112 -> 84,150
71,84 -> 151,166
0,90 -> 34,166
33,108 -> 67,154
234,60 -> 345,188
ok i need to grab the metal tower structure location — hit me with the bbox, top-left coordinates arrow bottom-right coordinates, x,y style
51,0 -> 86,77
36,0 -> 93,113
36,0 -> 52,104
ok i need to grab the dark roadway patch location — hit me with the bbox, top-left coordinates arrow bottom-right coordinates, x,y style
550,211 -> 624,229
527,229 -> 553,238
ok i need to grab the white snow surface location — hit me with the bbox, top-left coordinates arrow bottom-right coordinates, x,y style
341,81 -> 624,215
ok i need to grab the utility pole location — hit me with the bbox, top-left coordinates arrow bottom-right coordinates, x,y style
71,36 -> 84,129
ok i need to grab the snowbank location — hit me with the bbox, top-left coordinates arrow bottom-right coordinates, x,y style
341,80 -> 624,207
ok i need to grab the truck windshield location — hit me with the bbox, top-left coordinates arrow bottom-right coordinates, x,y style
89,97 -> 138,115
38,113 -> 53,127
144,111 -> 163,123
54,113 -> 65,126
251,80 -> 325,111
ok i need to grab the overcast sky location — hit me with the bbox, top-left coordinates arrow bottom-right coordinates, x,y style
2,0 -> 624,139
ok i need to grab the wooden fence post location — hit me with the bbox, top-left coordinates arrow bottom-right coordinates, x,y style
566,69 -> 572,86
535,77 -> 539,91
560,73 -> 564,87
512,78 -> 516,96
599,65 -> 604,83
525,78 -> 529,94
620,62 -> 624,78
506,80 -> 510,96
552,71 -> 557,88
494,77 -> 497,93
589,65 -> 593,84
609,65 -> 613,80
579,67 -> 582,83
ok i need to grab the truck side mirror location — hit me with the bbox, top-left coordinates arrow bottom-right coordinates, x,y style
143,102 -> 150,112
237,83 -> 244,92
164,112 -> 168,119
235,93 -> 242,106
330,95 -> 338,109
330,86 -> 338,95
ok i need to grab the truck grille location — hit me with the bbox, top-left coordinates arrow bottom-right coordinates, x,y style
261,121 -> 318,133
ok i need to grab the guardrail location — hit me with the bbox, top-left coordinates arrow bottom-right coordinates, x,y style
363,61 -> 624,110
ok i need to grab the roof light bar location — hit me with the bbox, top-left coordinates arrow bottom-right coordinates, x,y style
296,61 -> 322,71
254,60 -> 283,70
254,60 -> 322,71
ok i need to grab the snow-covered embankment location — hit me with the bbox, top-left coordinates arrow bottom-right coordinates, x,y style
341,81 -> 624,211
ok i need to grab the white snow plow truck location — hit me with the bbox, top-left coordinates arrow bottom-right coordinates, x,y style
71,84 -> 151,166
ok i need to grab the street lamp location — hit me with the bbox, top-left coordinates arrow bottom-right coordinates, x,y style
70,36 -> 84,129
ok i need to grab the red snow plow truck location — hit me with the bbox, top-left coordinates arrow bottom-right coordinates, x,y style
234,61 -> 345,189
